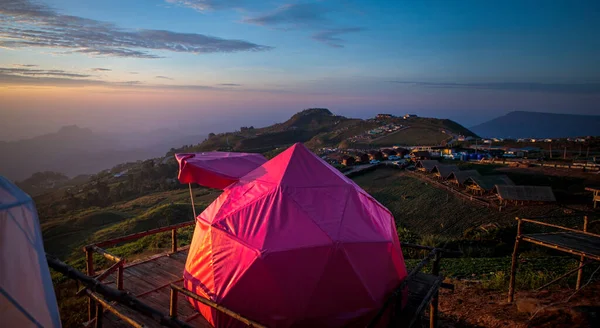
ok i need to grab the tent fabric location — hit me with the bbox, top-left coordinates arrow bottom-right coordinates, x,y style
183,143 -> 407,327
176,152 -> 267,189
0,176 -> 61,328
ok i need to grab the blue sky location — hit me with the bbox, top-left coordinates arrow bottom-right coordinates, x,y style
1,0 -> 599,139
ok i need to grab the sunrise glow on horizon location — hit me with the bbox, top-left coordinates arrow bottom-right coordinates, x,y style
1,0 -> 599,140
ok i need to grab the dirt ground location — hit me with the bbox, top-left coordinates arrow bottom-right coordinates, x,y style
438,280 -> 600,328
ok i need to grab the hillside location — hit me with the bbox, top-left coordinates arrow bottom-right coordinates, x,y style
471,111 -> 600,138
184,109 -> 477,153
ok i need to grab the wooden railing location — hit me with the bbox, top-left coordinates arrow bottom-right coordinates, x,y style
81,220 -> 196,323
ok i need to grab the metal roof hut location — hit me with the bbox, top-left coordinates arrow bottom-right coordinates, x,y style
446,170 -> 480,186
181,143 -> 408,327
0,176 -> 61,328
465,175 -> 514,195
415,160 -> 439,172
431,165 -> 459,179
495,185 -> 556,205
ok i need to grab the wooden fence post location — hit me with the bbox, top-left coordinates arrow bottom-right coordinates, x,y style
508,217 -> 522,303
576,216 -> 589,290
117,262 -> 124,291
95,302 -> 103,328
85,248 -> 96,321
171,228 -> 178,254
430,251 -> 441,328
170,288 -> 178,318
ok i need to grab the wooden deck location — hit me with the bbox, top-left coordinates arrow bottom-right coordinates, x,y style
93,248 -> 446,328
521,232 -> 600,261
100,249 -> 211,328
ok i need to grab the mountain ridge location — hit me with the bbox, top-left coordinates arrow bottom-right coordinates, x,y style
470,111 -> 600,138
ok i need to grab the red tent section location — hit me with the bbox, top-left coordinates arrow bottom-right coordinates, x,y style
184,143 -> 407,327
176,152 -> 267,189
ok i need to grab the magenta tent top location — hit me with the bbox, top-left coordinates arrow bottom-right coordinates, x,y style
175,152 -> 267,189
183,143 -> 407,327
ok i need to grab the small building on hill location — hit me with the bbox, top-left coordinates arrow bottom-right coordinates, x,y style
368,150 -> 383,161
446,170 -> 481,186
342,155 -> 356,166
376,114 -> 394,119
403,114 -> 418,119
393,147 -> 410,157
431,165 -> 459,179
381,149 -> 398,158
411,151 -> 432,160
355,152 -> 370,164
415,160 -> 440,172
495,185 -> 556,204
464,175 -> 514,195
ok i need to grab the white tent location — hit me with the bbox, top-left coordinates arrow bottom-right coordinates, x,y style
0,176 -> 61,327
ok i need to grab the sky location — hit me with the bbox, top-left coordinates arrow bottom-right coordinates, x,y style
1,0 -> 599,140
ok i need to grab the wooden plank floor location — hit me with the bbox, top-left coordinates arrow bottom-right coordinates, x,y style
99,249 -> 212,328
523,232 -> 600,260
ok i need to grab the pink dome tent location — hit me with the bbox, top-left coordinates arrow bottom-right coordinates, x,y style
181,143 -> 407,327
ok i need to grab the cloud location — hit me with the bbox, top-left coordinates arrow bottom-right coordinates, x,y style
12,64 -> 38,67
129,72 -> 139,74
242,2 -> 363,47
312,27 -> 364,48
91,68 -> 111,72
218,83 -> 242,86
243,3 -> 328,27
165,0 -> 244,12
155,75 -> 173,80
389,81 -> 600,94
0,67 -> 91,78
0,0 -> 272,58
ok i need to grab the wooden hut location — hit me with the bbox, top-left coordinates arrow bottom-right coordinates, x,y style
431,165 -> 459,179
464,175 -> 514,195
446,170 -> 480,186
415,160 -> 439,173
495,185 -> 556,204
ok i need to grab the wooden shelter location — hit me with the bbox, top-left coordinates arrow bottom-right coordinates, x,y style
585,187 -> 600,208
446,170 -> 480,185
431,165 -> 459,179
415,160 -> 440,172
464,175 -> 514,195
495,185 -> 556,204
508,216 -> 600,303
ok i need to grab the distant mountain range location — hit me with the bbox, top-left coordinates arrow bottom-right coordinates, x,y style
470,111 -> 600,138
0,126 -> 206,181
1,109 -> 476,181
